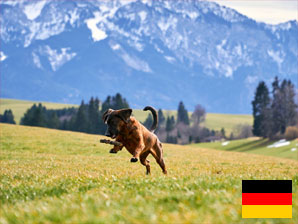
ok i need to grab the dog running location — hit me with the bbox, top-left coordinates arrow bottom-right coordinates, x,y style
102,106 -> 167,175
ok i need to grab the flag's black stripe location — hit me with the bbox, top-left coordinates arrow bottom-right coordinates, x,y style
242,180 -> 292,193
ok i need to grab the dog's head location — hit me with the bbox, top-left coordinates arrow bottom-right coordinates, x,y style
102,108 -> 132,139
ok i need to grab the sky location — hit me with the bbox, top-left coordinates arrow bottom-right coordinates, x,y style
212,0 -> 297,24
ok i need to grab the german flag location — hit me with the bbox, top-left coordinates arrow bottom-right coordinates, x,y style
242,180 -> 292,218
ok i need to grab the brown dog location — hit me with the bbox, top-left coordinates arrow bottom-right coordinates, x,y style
102,106 -> 167,175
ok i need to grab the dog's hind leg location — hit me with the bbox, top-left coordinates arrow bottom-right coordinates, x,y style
151,142 -> 167,174
140,150 -> 150,175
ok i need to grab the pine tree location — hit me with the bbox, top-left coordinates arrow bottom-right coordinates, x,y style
143,114 -> 153,130
101,96 -> 112,113
156,109 -> 165,132
87,97 -> 97,133
48,111 -> 60,129
271,77 -> 283,135
93,97 -> 102,133
74,101 -> 88,132
21,103 -> 47,127
220,128 -> 226,138
0,109 -> 16,124
114,93 -> 129,109
177,101 -> 189,125
101,93 -> 129,111
252,81 -> 271,137
272,79 -> 297,134
158,109 -> 165,125
166,115 -> 175,132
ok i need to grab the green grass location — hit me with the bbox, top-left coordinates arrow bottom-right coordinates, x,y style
0,98 -> 77,124
193,138 -> 298,160
1,98 -> 252,135
0,123 -> 297,223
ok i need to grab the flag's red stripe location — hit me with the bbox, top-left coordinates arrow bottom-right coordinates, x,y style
242,193 -> 292,205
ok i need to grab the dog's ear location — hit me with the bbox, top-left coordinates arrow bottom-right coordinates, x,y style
102,109 -> 114,124
117,109 -> 132,123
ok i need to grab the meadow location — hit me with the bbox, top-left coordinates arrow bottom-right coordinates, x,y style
0,123 -> 297,223
194,138 -> 298,160
0,98 -> 252,135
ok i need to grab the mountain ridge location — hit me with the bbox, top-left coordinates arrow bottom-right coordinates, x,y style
1,0 -> 297,113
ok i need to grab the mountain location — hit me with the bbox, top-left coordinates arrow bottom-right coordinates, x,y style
0,0 -> 297,113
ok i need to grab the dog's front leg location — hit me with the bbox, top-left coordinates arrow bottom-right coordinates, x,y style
109,145 -> 123,154
130,143 -> 144,163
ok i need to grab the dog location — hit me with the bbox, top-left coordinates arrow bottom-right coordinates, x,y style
102,106 -> 167,175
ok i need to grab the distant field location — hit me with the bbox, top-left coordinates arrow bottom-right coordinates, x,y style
0,98 -> 77,124
0,123 -> 297,223
0,98 -> 252,134
193,138 -> 298,160
203,113 -> 252,135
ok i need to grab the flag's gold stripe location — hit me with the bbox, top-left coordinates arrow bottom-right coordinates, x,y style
242,205 -> 292,218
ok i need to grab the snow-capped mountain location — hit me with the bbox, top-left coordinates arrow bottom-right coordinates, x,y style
1,0 -> 297,113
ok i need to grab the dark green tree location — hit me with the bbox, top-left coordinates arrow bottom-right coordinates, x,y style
101,93 -> 129,112
166,135 -> 177,144
47,111 -> 60,129
280,80 -> 297,133
87,97 -> 102,133
114,93 -> 129,109
156,109 -> 165,132
220,128 -> 226,138
74,101 -> 88,132
177,101 -> 189,125
271,79 -> 297,135
21,103 -> 47,127
0,109 -> 16,124
271,77 -> 283,135
143,114 -> 153,130
158,109 -> 165,125
252,81 -> 271,137
166,116 -> 175,132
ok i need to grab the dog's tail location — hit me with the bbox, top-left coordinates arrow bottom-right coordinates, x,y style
143,106 -> 158,132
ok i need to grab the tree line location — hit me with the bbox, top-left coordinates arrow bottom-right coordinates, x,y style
143,102 -> 228,144
252,77 -> 297,140
5,93 -> 227,144
19,93 -> 129,135
0,109 -> 16,124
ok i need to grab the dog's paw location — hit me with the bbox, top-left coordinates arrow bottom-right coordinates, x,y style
109,149 -> 117,154
130,157 -> 138,163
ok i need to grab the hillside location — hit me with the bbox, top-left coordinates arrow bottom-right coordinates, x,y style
193,138 -> 298,160
1,0 -> 297,113
0,98 -> 252,134
0,123 -> 297,223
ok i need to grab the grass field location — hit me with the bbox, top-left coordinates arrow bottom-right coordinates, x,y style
0,123 -> 297,223
0,98 -> 252,134
193,138 -> 298,160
